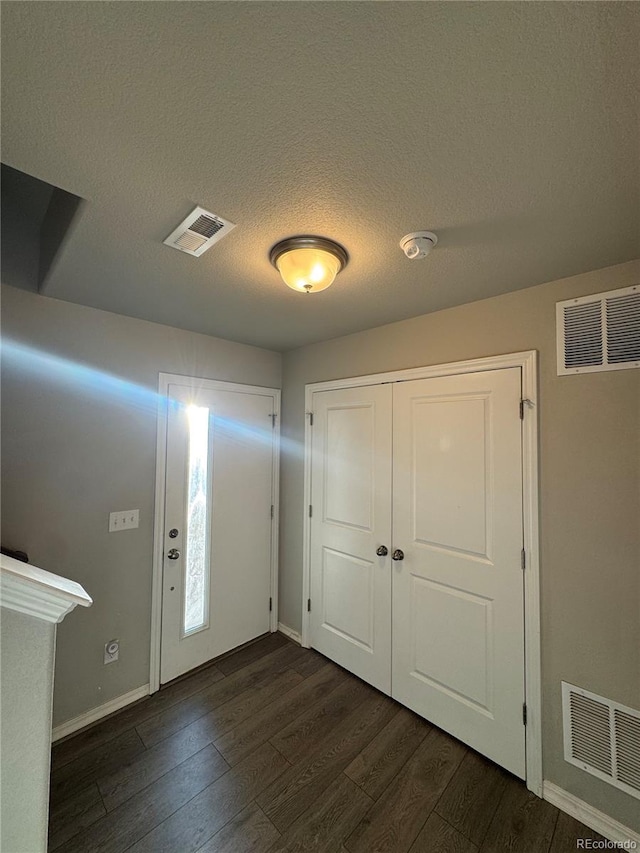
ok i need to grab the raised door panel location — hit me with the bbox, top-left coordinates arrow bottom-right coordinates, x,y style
412,396 -> 490,558
321,547 -> 374,651
324,404 -> 374,532
410,576 -> 493,715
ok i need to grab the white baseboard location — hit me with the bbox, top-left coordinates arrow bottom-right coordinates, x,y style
278,622 -> 302,645
543,781 -> 640,846
52,684 -> 150,743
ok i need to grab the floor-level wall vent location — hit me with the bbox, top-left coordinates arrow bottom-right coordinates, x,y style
163,206 -> 235,257
557,285 -> 640,375
562,682 -> 640,800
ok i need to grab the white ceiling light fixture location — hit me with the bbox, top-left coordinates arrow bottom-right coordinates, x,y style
270,236 -> 349,293
400,231 -> 438,260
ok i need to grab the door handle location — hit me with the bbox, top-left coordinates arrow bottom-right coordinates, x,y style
376,545 -> 389,557
392,549 -> 405,561
167,548 -> 180,560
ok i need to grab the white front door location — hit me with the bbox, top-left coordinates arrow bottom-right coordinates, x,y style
392,368 -> 525,777
309,384 -> 393,694
161,382 -> 277,684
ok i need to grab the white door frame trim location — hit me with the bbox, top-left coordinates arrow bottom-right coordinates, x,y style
150,372 -> 281,695
301,350 -> 542,796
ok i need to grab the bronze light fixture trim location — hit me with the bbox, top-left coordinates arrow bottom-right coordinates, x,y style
269,235 -> 349,293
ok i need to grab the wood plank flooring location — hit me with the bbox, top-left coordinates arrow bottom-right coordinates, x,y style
49,633 -> 604,853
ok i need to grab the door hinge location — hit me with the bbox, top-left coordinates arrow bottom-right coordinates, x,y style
309,504 -> 313,518
520,398 -> 533,419
307,411 -> 314,426
521,548 -> 526,570
271,504 -> 274,519
523,703 -> 527,726
269,597 -> 273,612
270,413 -> 277,427
307,598 -> 311,612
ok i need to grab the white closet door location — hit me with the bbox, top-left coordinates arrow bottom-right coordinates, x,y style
309,384 -> 392,694
392,368 -> 525,777
161,384 -> 276,684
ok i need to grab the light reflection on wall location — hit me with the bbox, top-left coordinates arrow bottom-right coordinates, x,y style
1,339 -> 160,414
1,338 -> 302,457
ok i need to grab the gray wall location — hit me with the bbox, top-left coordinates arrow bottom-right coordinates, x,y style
279,259 -> 640,831
1,285 -> 281,726
0,608 -> 56,853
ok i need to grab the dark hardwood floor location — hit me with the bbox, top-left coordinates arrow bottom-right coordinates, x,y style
49,633 -> 604,853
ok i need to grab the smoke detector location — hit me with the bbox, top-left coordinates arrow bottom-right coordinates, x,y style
164,206 -> 236,257
400,231 -> 438,259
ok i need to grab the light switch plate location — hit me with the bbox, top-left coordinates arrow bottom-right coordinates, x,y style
109,509 -> 139,532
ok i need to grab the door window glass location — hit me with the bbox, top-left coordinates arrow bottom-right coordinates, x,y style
184,405 -> 210,634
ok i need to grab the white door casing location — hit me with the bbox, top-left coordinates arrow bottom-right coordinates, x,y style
301,351 -> 541,794
309,384 -> 392,694
392,368 -> 525,778
152,376 -> 280,687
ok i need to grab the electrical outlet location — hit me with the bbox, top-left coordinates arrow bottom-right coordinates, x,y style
109,509 -> 139,532
104,639 -> 119,664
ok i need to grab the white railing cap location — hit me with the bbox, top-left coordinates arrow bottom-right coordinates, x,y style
0,553 -> 92,624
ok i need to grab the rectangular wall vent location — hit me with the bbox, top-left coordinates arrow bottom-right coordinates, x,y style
556,285 -> 640,375
163,206 -> 235,257
562,682 -> 640,800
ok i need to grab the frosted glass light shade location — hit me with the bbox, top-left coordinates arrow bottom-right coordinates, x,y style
270,236 -> 348,293
276,247 -> 340,292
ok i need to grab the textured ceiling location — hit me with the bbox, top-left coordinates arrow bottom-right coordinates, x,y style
2,1 -> 639,351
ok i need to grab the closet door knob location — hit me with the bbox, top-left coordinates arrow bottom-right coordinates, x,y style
392,549 -> 405,561
376,546 -> 388,557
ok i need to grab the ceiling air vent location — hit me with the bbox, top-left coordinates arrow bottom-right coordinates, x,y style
562,682 -> 640,800
557,285 -> 640,375
163,206 -> 235,257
